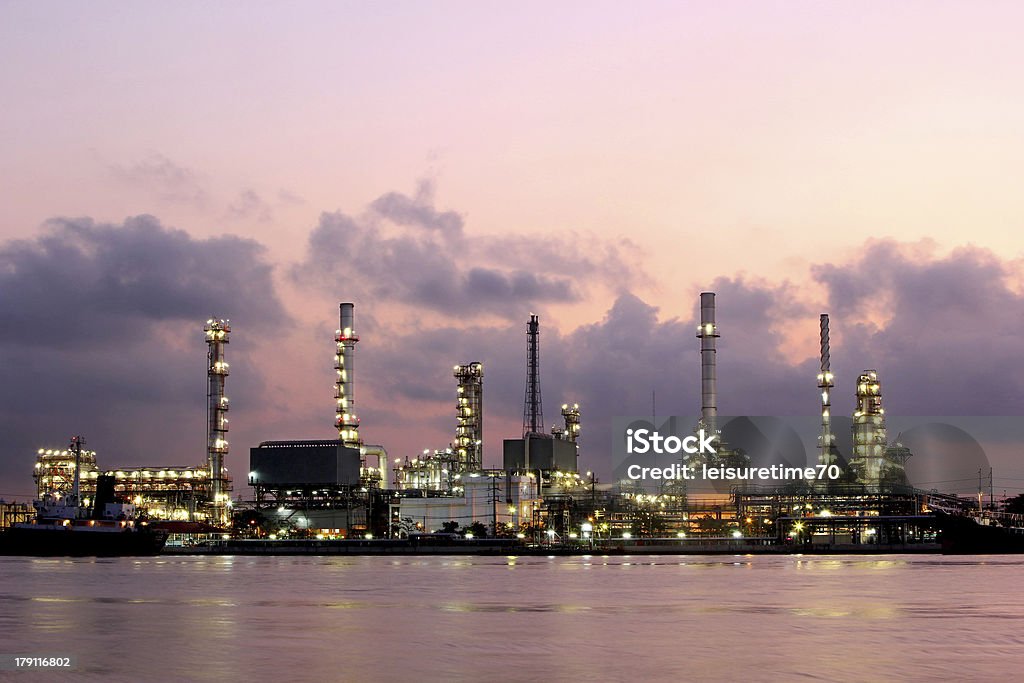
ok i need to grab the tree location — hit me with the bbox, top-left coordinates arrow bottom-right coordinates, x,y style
631,510 -> 668,537
465,521 -> 488,538
441,520 -> 460,534
694,514 -> 729,536
1005,494 -> 1024,516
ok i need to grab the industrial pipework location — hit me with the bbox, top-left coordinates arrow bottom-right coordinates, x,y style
561,403 -> 580,442
696,292 -> 720,438
522,314 -> 544,437
335,303 -> 361,449
851,369 -> 886,486
817,314 -> 836,467
204,318 -> 231,525
453,362 -> 484,472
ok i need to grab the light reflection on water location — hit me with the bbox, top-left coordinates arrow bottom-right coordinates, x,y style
2,554 -> 1024,681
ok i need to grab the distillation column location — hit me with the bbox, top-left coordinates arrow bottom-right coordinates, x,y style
453,362 -> 484,472
696,292 -> 720,440
850,370 -> 886,486
335,303 -> 361,449
205,318 -> 230,525
522,314 -> 544,437
817,314 -> 837,467
561,403 -> 580,442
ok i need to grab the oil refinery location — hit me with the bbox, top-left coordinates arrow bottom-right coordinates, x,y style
13,292 -> 990,552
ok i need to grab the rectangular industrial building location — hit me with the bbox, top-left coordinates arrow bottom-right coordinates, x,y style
502,435 -> 578,472
249,440 -> 362,487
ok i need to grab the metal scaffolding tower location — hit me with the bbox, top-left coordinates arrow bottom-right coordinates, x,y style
522,314 -> 544,437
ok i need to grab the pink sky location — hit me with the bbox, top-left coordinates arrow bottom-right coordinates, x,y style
3,2 -> 1024,498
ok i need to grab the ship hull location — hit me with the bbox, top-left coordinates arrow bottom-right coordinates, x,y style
936,512 -> 1024,554
0,526 -> 168,557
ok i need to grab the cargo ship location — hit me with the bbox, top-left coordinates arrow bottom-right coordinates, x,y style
0,437 -> 167,557
935,510 -> 1024,554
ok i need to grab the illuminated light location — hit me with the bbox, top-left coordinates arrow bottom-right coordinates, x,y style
819,510 -> 832,517
732,530 -> 743,539
676,531 -> 686,538
465,532 -> 474,539
516,533 -> 526,539
364,533 -> 373,540
621,532 -> 632,539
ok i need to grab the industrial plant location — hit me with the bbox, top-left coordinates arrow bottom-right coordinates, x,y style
17,290 -> 983,552
30,318 -> 235,528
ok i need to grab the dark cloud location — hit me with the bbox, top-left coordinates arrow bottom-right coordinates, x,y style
108,153 -> 208,206
811,241 -> 1024,416
295,210 -> 581,318
369,179 -> 463,238
292,182 -> 644,319
0,215 -> 288,348
0,216 -> 289,497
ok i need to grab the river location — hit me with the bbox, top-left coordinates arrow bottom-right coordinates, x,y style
2,554 -> 1023,681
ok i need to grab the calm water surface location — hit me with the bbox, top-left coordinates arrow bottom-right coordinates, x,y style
2,554 -> 1023,681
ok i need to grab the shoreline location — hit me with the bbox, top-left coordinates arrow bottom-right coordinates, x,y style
161,538 -> 942,556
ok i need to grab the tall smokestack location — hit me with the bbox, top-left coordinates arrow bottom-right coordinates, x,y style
335,303 -> 361,448
204,318 -> 230,525
696,292 -> 719,437
817,314 -> 836,467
